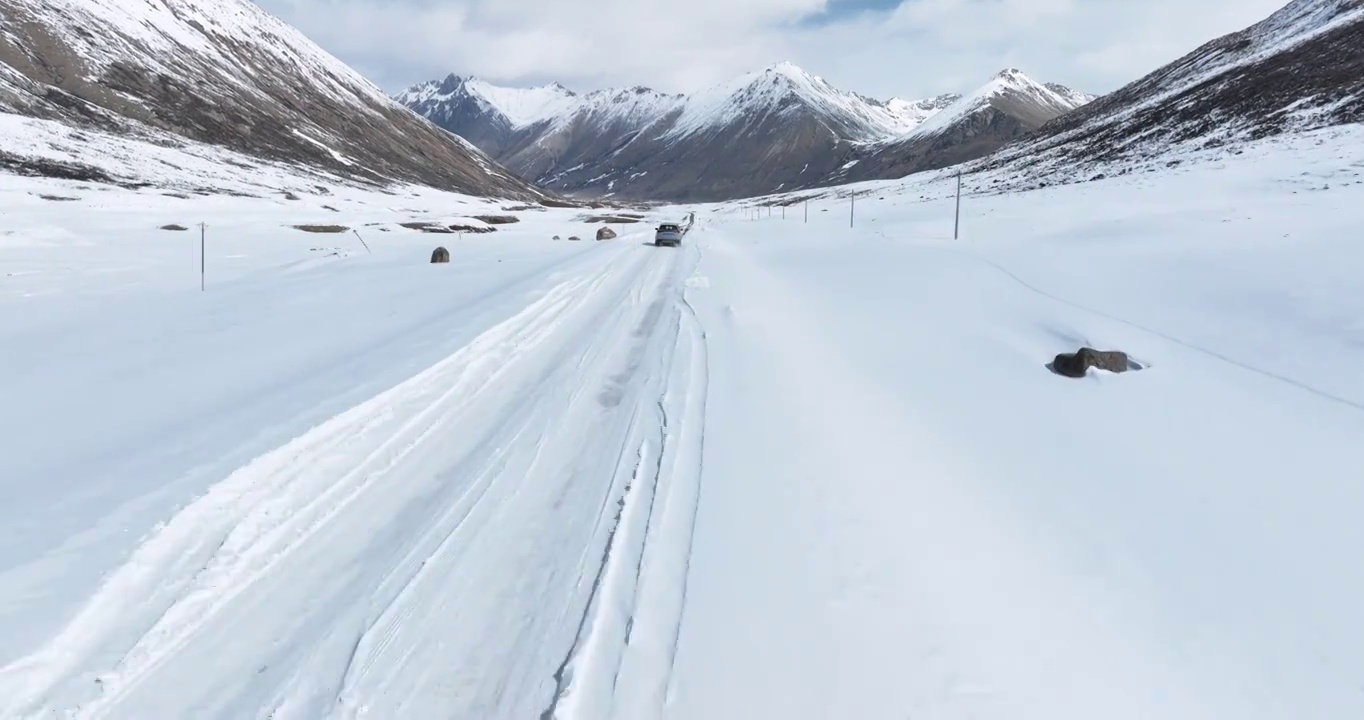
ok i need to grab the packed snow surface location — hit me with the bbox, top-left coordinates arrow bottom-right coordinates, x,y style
2,125 -> 1363,719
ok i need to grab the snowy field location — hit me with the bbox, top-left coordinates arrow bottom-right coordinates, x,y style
2,124 -> 1363,719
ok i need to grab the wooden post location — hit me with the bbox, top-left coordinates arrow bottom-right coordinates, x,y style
804,200 -> 808,223
954,171 -> 962,240
850,191 -> 855,228
198,222 -> 205,291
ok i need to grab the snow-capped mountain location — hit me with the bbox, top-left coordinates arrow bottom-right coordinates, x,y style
977,0 -> 1364,184
1044,83 -> 1098,107
910,69 -> 1092,139
0,0 -> 543,199
399,63 -> 1091,201
824,68 -> 1096,185
880,94 -> 964,128
660,62 -> 930,142
400,75 -> 687,184
398,76 -> 586,131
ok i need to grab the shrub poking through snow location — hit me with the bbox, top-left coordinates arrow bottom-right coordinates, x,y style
582,215 -> 642,223
160,224 -> 189,231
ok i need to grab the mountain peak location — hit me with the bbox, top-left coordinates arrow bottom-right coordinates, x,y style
991,67 -> 1043,90
908,68 -> 1093,140
766,61 -> 810,78
437,73 -> 465,94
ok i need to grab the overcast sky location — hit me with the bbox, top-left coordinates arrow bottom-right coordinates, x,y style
259,0 -> 1289,99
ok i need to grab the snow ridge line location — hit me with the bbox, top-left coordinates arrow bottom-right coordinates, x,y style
0,248 -> 640,719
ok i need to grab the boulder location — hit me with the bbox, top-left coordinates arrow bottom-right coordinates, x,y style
595,226 -> 618,240
431,246 -> 450,263
1050,347 -> 1131,378
568,235 -> 582,241
552,235 -> 560,240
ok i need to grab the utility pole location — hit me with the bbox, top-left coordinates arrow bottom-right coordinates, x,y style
954,171 -> 962,240
198,222 -> 206,291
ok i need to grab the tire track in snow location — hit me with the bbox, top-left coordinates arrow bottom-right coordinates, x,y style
620,271 -> 711,718
0,244 -> 653,719
544,248 -> 711,720
317,247 -> 688,719
537,257 -> 690,720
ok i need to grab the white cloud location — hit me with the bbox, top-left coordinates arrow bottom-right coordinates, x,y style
257,0 -> 1293,100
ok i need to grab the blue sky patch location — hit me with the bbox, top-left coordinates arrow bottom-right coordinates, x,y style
798,0 -> 904,28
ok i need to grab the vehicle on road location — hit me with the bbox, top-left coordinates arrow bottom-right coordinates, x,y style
654,223 -> 682,247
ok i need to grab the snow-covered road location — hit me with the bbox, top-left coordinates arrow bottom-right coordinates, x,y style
1,212 -> 712,716
3,127 -> 1364,719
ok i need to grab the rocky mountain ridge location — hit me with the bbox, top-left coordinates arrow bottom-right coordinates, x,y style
399,63 -> 1093,201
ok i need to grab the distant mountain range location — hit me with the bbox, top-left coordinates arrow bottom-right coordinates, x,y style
397,63 -> 1094,201
0,0 -> 1356,205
